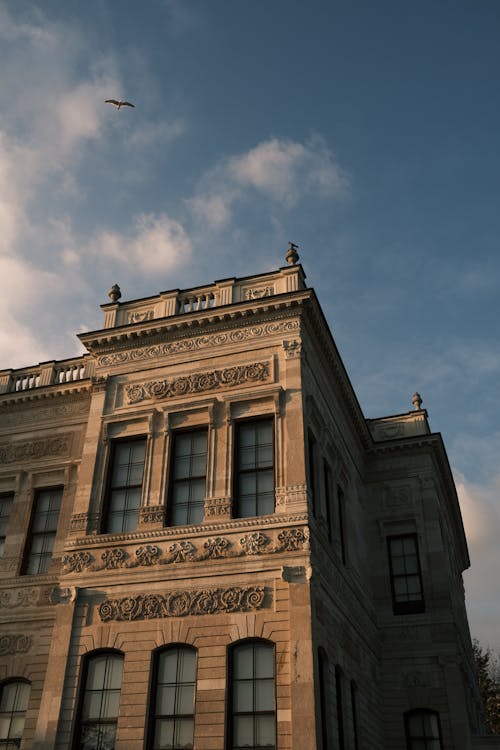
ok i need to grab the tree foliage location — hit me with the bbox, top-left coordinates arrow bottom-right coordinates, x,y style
473,639 -> 500,734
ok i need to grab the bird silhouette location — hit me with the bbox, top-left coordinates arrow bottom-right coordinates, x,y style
105,99 -> 135,109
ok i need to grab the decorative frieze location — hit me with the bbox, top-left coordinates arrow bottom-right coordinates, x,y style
243,286 -> 275,300
70,513 -> 88,533
0,588 -> 40,608
0,399 -> 89,427
97,319 -> 299,368
0,634 -> 33,655
0,434 -> 71,465
126,361 -> 270,405
128,310 -> 154,324
98,585 -> 266,622
61,525 -> 310,574
205,497 -> 231,518
139,505 -> 165,525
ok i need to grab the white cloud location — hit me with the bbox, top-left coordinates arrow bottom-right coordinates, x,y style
188,135 -> 350,230
95,213 -> 192,274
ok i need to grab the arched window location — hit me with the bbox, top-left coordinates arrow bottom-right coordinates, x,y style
74,650 -> 124,750
228,640 -> 276,750
0,679 -> 30,748
147,646 -> 197,750
405,709 -> 443,749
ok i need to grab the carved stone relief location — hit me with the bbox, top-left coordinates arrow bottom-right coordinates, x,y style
0,435 -> 71,465
126,361 -> 270,404
97,319 -> 299,368
382,484 -> 414,512
0,635 -> 33,656
282,340 -> 302,359
205,497 -> 231,518
99,585 -> 266,622
128,310 -> 154,324
139,505 -> 165,525
0,588 -> 40,608
243,286 -> 275,300
62,526 -> 310,574
0,399 -> 89,427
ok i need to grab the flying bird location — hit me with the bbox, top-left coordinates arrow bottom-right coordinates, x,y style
105,99 -> 135,109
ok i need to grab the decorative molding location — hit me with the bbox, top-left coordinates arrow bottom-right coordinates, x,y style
0,635 -> 33,655
49,586 -> 77,604
205,497 -> 231,518
128,310 -> 154,324
0,398 -> 89,427
0,556 -> 18,573
99,585 -> 266,622
382,484 -> 414,512
62,525 -> 310,574
70,513 -> 88,532
139,505 -> 165,525
282,339 -> 302,359
0,434 -> 71,465
0,588 -> 40,608
275,483 -> 308,507
243,286 -> 275,300
97,320 -> 300,367
126,361 -> 270,404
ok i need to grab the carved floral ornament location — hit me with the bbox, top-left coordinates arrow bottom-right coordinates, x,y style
126,362 -> 270,405
0,435 -> 71,465
97,319 -> 300,367
62,527 -> 309,574
99,585 -> 265,622
0,635 -> 33,656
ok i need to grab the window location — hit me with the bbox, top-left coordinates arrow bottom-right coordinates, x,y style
0,493 -> 14,557
388,534 -> 425,614
307,431 -> 317,517
335,666 -> 345,750
0,679 -> 30,749
148,646 -> 197,750
229,640 -> 276,750
234,420 -> 274,518
405,709 -> 442,749
317,648 -> 330,750
337,486 -> 346,565
23,487 -> 62,575
323,462 -> 333,541
103,439 -> 146,533
74,651 -> 124,750
169,430 -> 208,526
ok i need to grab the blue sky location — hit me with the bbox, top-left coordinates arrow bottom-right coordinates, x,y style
0,0 -> 499,648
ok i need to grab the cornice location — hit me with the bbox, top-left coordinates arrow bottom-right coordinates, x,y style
79,291 -> 311,356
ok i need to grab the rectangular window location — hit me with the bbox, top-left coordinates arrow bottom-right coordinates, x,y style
0,493 -> 14,557
388,534 -> 425,615
229,641 -> 276,750
337,486 -> 346,564
323,462 -> 333,541
307,431 -> 317,517
234,419 -> 274,518
169,430 -> 208,526
103,439 -> 146,533
335,665 -> 345,750
23,487 -> 62,575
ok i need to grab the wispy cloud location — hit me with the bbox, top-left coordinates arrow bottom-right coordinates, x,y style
189,135 -> 350,230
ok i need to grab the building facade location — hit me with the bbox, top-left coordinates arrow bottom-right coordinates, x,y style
0,249 -> 493,749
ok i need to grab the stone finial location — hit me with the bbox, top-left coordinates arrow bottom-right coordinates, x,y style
285,242 -> 299,265
412,392 -> 423,410
108,284 -> 122,303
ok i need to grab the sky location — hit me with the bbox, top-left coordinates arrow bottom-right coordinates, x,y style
0,0 -> 499,648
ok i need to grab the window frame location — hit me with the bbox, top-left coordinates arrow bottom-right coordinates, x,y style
73,649 -> 124,750
146,644 -> 197,750
167,428 -> 209,527
22,486 -> 63,575
317,648 -> 330,750
335,665 -> 345,750
387,533 -> 425,615
227,638 -> 276,750
0,678 -> 31,749
337,485 -> 347,565
404,708 -> 443,749
101,437 -> 147,534
322,461 -> 334,542
307,430 -> 318,518
0,492 -> 14,558
233,417 -> 275,519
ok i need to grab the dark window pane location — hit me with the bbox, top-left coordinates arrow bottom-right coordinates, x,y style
104,439 -> 146,534
149,647 -> 196,750
235,420 -> 275,518
169,431 -> 207,526
76,653 -> 123,750
0,680 -> 30,746
388,535 -> 425,614
23,488 -> 62,575
230,642 -> 275,750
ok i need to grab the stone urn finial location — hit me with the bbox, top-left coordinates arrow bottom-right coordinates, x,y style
108,283 -> 122,303
412,392 -> 423,410
285,242 -> 299,265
